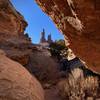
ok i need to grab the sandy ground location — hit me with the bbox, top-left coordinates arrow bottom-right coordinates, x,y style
45,85 -> 62,100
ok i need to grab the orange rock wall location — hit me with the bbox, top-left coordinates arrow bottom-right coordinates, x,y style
0,0 -> 27,36
35,0 -> 100,72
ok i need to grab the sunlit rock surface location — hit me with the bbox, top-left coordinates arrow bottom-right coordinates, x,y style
35,0 -> 100,72
0,50 -> 44,100
0,0 -> 27,36
0,0 -> 32,66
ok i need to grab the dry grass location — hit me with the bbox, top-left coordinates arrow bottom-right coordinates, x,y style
58,72 -> 100,100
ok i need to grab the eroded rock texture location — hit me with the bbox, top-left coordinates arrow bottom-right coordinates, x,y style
0,1 -> 45,99
0,0 -> 32,66
35,0 -> 100,72
0,0 -> 60,86
0,0 -> 27,36
0,50 -> 44,100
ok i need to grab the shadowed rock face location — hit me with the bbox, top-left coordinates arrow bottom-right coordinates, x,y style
0,0 -> 27,36
35,0 -> 100,72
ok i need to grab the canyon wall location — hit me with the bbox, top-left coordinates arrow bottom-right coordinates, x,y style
0,0 -> 31,66
0,1 -> 45,99
0,0 -> 99,99
35,0 -> 100,72
0,0 -> 60,84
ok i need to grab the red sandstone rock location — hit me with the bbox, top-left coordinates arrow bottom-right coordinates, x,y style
0,50 -> 44,100
0,0 -> 32,67
0,0 -> 27,36
35,0 -> 100,73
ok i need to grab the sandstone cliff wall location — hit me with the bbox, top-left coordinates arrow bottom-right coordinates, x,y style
35,0 -> 100,72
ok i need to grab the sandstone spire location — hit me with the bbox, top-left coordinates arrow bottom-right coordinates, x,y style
47,34 -> 53,43
40,29 -> 46,43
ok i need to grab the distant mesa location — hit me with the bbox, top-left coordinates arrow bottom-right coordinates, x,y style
40,29 -> 53,45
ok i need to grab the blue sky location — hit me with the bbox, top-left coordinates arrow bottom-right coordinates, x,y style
11,0 -> 64,43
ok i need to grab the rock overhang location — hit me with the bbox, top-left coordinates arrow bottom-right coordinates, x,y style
35,0 -> 100,73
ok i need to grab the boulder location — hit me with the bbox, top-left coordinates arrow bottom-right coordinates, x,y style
0,50 -> 44,100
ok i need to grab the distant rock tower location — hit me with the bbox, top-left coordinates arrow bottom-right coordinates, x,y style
47,34 -> 53,43
40,29 -> 46,43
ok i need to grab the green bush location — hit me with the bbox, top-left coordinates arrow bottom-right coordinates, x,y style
49,39 -> 67,60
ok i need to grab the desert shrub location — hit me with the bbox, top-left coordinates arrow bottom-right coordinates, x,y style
49,39 -> 67,60
58,75 -> 99,100
25,33 -> 29,38
55,39 -> 66,48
